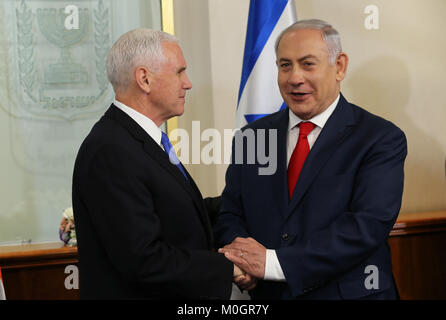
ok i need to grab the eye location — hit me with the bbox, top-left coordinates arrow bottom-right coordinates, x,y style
280,62 -> 291,68
177,67 -> 186,75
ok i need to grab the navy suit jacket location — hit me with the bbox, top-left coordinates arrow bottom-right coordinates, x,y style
215,94 -> 407,299
73,104 -> 233,299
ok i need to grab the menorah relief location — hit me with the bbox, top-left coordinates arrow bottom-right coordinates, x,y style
36,7 -> 89,85
5,0 -> 112,120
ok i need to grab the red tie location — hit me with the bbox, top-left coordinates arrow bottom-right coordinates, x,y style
288,121 -> 315,199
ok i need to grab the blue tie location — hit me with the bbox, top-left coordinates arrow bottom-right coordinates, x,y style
160,132 -> 188,180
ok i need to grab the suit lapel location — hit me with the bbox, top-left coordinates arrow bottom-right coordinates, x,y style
106,105 -> 213,246
267,109 -> 290,218
142,137 -> 214,247
286,94 -> 356,218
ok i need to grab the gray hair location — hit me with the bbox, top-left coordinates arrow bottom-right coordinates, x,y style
106,28 -> 178,93
275,19 -> 342,65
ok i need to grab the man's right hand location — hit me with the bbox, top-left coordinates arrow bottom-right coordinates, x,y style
233,264 -> 257,291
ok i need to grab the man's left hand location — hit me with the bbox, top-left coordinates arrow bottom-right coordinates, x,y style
219,237 -> 266,279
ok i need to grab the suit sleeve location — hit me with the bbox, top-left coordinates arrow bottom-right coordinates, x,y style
214,138 -> 251,247
203,196 -> 222,226
277,125 -> 407,297
81,144 -> 233,299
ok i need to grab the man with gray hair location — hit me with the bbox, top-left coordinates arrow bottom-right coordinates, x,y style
217,19 -> 407,299
72,29 -> 246,299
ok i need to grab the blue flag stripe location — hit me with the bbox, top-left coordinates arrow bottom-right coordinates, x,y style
244,102 -> 287,124
244,113 -> 269,124
237,0 -> 288,106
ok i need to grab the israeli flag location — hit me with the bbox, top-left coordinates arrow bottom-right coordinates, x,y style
236,0 -> 297,128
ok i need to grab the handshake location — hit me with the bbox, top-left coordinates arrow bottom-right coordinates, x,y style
218,237 -> 266,292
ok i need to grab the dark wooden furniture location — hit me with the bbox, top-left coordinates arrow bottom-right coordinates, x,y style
388,210 -> 446,300
0,210 -> 445,300
0,242 -> 79,300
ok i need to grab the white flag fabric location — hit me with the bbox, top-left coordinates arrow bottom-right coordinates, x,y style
236,0 -> 297,128
0,266 -> 6,300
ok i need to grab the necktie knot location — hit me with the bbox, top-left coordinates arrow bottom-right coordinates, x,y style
298,121 -> 315,137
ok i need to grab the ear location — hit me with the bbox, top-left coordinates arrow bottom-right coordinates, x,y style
134,66 -> 151,94
335,52 -> 349,82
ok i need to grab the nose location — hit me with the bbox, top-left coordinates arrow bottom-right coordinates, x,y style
183,74 -> 192,90
288,67 -> 305,86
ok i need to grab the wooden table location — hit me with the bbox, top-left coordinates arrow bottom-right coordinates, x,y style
388,210 -> 446,300
0,242 -> 79,300
0,210 -> 445,300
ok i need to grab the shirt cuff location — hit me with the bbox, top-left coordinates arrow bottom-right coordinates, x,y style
264,249 -> 286,281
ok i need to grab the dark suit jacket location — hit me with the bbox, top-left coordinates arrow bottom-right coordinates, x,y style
215,94 -> 407,300
72,104 -> 233,299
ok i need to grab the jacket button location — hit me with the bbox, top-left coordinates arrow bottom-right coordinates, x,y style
282,233 -> 289,240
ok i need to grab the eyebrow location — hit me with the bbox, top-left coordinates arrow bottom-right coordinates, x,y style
298,54 -> 319,62
278,54 -> 319,63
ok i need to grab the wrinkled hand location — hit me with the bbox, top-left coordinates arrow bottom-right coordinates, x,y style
219,237 -> 266,279
233,262 -> 257,291
234,272 -> 257,291
233,264 -> 244,277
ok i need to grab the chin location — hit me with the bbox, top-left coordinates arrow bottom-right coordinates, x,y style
288,105 -> 315,120
174,107 -> 185,117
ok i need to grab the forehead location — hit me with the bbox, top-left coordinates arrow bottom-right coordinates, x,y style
161,41 -> 186,66
277,29 -> 328,59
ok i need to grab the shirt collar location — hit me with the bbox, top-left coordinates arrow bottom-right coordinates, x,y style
113,100 -> 162,146
288,94 -> 340,131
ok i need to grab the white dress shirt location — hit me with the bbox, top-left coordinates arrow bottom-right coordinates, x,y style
113,100 -> 164,149
264,94 -> 340,281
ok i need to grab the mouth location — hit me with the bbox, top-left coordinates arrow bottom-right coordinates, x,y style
289,92 -> 312,101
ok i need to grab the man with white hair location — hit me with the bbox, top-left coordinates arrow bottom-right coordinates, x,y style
72,29 -> 245,299
217,19 -> 407,299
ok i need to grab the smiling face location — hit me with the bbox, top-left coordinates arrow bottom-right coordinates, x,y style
149,41 -> 192,122
276,28 -> 347,120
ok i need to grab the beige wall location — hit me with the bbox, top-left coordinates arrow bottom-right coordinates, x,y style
173,0 -> 248,197
173,0 -> 446,213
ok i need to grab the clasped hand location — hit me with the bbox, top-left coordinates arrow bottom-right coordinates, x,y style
219,237 -> 267,291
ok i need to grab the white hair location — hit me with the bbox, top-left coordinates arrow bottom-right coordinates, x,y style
275,19 -> 342,65
106,28 -> 178,93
